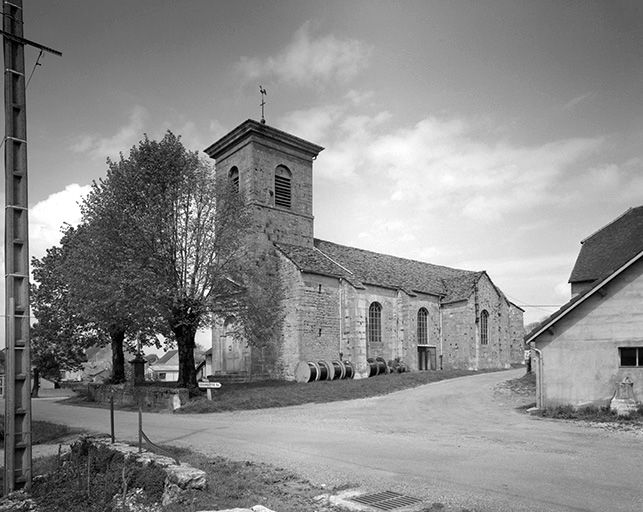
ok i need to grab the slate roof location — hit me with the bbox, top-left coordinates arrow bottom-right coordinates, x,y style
155,350 -> 178,365
569,206 -> 643,284
276,238 -> 484,303
526,206 -> 643,344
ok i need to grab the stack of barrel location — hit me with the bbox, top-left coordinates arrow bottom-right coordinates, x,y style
294,360 -> 355,383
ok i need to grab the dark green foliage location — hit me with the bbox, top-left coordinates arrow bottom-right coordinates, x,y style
80,132 -> 251,389
539,404 -> 643,422
31,242 -> 106,381
30,439 -> 166,512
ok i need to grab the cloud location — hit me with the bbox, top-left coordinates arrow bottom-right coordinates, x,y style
70,106 -> 147,160
30,184 -> 91,258
563,92 -> 595,111
237,21 -> 371,87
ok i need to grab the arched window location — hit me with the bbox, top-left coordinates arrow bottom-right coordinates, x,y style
229,166 -> 239,192
368,302 -> 382,344
480,309 -> 489,345
274,165 -> 292,208
417,307 -> 428,345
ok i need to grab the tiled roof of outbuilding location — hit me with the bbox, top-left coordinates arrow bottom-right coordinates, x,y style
276,238 -> 482,302
569,206 -> 643,284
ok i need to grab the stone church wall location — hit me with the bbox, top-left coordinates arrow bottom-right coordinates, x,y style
441,300 -> 476,369
441,275 -> 524,370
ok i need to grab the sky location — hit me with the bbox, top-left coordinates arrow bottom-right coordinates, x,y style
2,0 -> 643,343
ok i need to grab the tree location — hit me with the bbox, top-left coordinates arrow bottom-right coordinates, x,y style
62,224 -> 166,383
31,243 -> 105,382
80,132 -> 250,388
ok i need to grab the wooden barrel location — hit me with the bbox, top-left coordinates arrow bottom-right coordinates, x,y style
294,361 -> 320,383
343,360 -> 355,379
331,360 -> 345,380
317,361 -> 332,380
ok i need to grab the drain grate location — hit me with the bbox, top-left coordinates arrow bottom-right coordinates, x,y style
350,490 -> 423,510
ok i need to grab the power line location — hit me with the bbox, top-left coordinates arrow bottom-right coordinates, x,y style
25,48 -> 43,88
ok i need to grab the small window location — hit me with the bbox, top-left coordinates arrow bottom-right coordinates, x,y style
619,347 -> 643,367
480,309 -> 489,345
158,372 -> 166,380
274,165 -> 292,208
368,302 -> 382,344
417,307 -> 428,345
229,166 -> 239,192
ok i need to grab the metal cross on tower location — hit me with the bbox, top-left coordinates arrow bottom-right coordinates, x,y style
259,85 -> 267,124
2,0 -> 61,494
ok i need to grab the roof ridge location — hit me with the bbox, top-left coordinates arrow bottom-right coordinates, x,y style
580,207 -> 635,244
314,238 -> 475,274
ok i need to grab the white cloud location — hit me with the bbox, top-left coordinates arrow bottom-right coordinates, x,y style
237,21 -> 371,88
70,106 -> 147,160
563,92 -> 595,111
30,184 -> 91,258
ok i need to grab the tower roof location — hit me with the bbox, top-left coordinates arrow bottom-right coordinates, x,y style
204,119 -> 324,161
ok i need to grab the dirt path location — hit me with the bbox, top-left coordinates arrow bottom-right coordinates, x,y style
29,369 -> 643,512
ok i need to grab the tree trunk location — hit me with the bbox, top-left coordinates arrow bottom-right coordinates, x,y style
109,327 -> 126,384
174,323 -> 197,389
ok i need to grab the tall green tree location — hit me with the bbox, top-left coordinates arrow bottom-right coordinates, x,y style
81,132 -> 249,388
62,224 -> 166,383
31,242 -> 105,381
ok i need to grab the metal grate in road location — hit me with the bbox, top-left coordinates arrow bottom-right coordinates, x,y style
350,490 -> 423,510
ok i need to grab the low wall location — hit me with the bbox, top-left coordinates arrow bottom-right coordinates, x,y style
87,383 -> 189,411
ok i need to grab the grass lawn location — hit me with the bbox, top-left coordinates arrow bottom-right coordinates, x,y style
177,368 -> 500,413
0,415 -> 80,447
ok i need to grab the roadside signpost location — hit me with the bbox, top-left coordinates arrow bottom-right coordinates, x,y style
197,381 -> 221,400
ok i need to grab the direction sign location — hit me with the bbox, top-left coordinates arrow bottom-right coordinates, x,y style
198,381 -> 222,389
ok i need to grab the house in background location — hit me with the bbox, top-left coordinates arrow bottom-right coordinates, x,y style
148,350 -> 179,382
525,206 -> 643,408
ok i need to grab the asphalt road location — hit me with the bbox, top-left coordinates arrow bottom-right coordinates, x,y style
29,369 -> 643,512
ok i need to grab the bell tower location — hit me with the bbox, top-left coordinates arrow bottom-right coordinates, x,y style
204,120 -> 324,247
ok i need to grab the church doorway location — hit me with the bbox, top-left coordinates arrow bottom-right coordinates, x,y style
222,316 -> 249,373
418,346 -> 437,370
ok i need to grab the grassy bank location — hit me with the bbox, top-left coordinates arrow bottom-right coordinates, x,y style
177,368 -> 499,413
0,415 -> 80,447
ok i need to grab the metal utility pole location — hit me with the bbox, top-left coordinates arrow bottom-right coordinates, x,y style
3,0 -> 60,493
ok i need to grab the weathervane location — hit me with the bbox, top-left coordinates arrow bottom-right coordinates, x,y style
259,85 -> 267,124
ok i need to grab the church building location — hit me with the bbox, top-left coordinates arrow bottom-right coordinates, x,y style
204,119 -> 524,380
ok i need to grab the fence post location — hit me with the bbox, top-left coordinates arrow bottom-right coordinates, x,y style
110,394 -> 115,443
138,404 -> 142,453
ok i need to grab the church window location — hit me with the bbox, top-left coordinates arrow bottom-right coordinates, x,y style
417,307 -> 428,345
274,165 -> 292,208
368,302 -> 382,344
480,309 -> 489,345
229,166 -> 239,192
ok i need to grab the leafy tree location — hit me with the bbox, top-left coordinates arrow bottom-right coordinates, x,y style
62,224 -> 166,383
80,132 -> 249,388
31,243 -> 105,382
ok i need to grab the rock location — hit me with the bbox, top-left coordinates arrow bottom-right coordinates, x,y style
166,463 -> 207,490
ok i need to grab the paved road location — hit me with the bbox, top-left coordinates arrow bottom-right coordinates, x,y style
30,369 -> 642,512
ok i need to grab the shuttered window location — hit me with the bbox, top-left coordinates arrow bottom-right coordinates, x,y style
368,302 -> 382,344
275,165 -> 292,208
417,308 -> 428,345
229,166 -> 239,192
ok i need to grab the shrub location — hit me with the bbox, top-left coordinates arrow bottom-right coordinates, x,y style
30,439 -> 167,512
